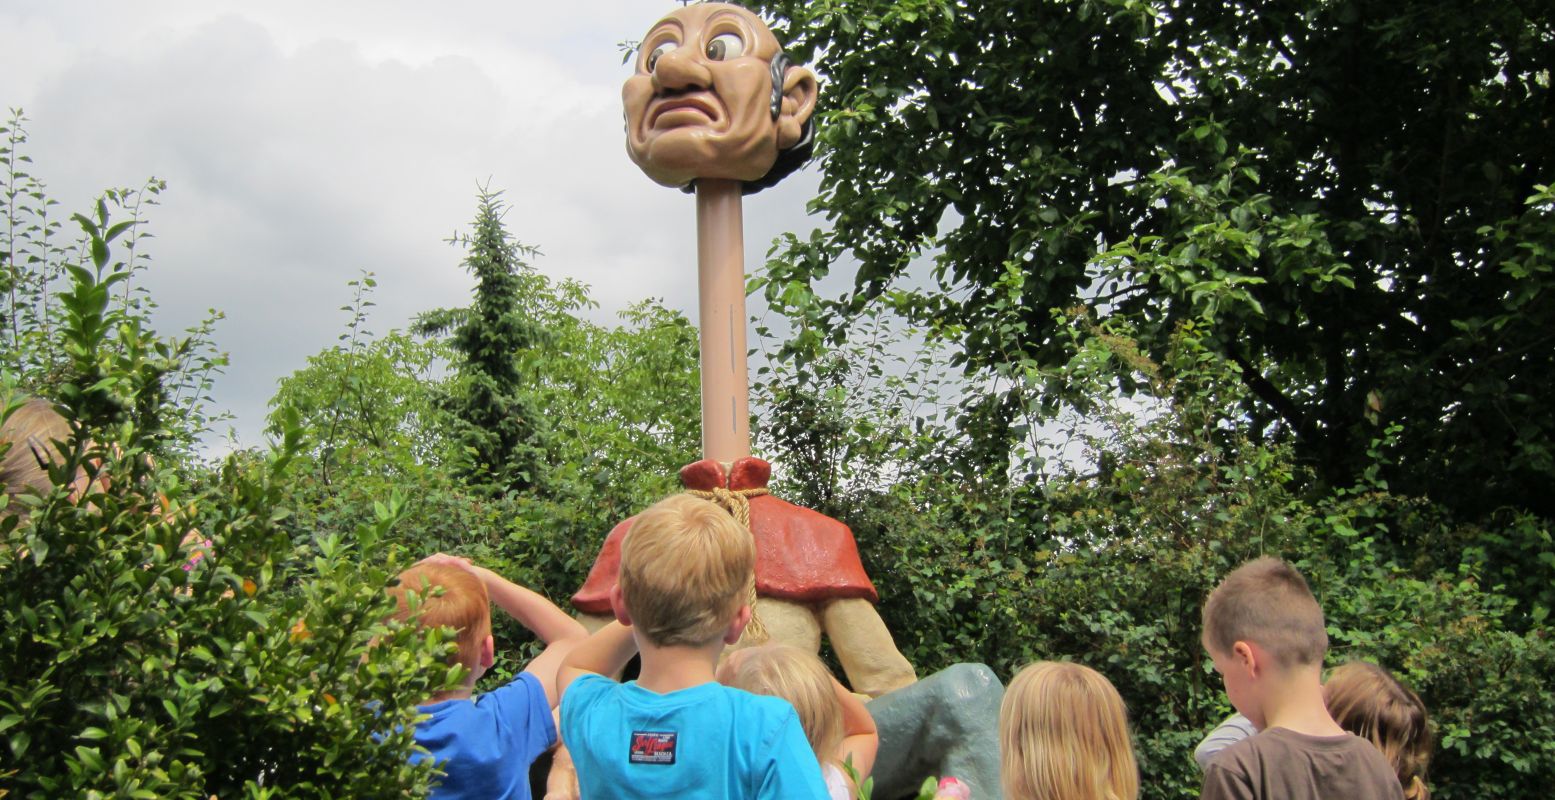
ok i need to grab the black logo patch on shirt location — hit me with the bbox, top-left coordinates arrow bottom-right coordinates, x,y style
629,731 -> 678,765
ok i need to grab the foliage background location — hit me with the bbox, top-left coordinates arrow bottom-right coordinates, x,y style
4,0 -> 1554,796
738,0 -> 1555,796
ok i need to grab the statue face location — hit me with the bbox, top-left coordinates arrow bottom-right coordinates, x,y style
623,3 -> 816,188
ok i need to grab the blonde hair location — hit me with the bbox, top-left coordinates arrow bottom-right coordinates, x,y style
723,644 -> 843,764
389,563 -> 491,672
620,493 -> 754,647
1202,556 -> 1328,667
999,661 -> 1139,800
1325,661 -> 1433,800
1,398 -> 73,503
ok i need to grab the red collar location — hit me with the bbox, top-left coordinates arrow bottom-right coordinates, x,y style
678,457 -> 772,492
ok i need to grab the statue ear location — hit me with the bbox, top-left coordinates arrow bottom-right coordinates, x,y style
775,65 -> 818,151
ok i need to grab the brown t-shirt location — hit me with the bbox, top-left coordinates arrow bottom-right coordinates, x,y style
1200,727 -> 1403,800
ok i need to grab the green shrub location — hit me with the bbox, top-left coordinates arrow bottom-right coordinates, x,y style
0,214 -> 456,798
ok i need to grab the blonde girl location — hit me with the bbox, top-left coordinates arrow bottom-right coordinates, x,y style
1324,661 -> 1433,800
999,661 -> 1139,800
719,643 -> 879,800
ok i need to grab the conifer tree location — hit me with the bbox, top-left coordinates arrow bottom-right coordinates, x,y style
417,188 -> 551,495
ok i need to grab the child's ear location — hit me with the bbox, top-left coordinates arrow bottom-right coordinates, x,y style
1233,640 -> 1258,676
480,634 -> 496,670
723,605 -> 753,645
609,584 -> 633,627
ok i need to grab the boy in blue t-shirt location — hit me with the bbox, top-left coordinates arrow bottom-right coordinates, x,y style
558,494 -> 830,799
391,554 -> 588,800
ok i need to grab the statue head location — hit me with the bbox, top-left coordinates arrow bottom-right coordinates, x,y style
623,2 -> 819,193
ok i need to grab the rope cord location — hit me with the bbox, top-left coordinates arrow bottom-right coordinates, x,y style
683,486 -> 770,644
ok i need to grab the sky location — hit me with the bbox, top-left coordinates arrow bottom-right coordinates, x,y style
0,0 -> 830,451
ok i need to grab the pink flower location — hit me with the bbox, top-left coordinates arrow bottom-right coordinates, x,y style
935,777 -> 971,800
182,536 -> 213,571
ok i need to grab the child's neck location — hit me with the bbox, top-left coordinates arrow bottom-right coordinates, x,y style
425,688 -> 473,704
1260,666 -> 1345,737
635,638 -> 723,694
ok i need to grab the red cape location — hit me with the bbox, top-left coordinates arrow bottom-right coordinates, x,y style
571,457 -> 880,615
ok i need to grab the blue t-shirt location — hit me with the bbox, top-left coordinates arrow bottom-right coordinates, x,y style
411,671 -> 557,800
561,673 -> 830,800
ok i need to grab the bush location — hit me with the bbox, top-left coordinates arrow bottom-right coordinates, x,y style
0,215 -> 457,798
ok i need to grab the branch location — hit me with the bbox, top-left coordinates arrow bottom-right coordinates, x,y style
1226,348 -> 1314,445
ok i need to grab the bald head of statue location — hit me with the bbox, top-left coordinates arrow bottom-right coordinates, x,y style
623,2 -> 818,194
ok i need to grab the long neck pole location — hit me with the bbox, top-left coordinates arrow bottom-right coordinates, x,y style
695,179 -> 751,463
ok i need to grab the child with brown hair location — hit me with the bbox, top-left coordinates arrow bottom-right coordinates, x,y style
389,554 -> 588,800
1200,556 -> 1403,799
1325,661 -> 1433,800
556,493 -> 829,799
1195,660 -> 1433,798
998,660 -> 1139,800
718,643 -> 879,800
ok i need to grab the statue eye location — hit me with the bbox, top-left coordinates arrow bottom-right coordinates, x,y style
705,33 -> 745,61
646,41 -> 677,72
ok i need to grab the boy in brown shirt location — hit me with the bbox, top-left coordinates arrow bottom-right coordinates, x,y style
1200,557 -> 1402,800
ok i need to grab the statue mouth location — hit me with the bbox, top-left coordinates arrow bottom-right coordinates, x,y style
648,93 -> 722,129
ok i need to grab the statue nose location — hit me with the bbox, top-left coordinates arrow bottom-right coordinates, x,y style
652,46 -> 711,92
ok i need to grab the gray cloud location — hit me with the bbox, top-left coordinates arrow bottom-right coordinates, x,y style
0,1 -> 828,451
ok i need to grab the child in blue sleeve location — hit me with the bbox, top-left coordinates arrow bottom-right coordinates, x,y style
390,554 -> 588,800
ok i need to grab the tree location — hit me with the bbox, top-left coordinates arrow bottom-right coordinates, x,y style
748,0 -> 1555,520
535,298 -> 702,508
276,269 -> 701,597
270,272 -> 449,484
262,188 -> 704,621
417,188 -> 553,496
752,311 -> 1555,799
415,186 -> 703,508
